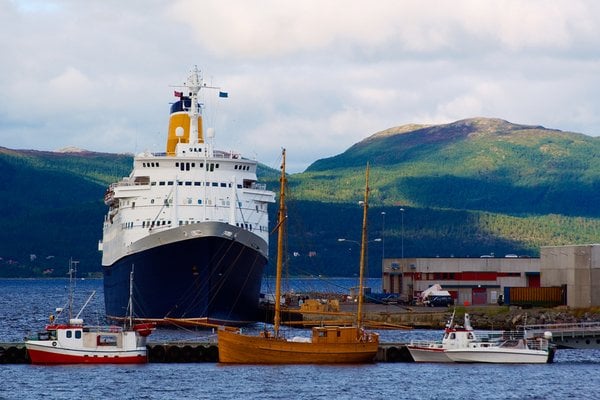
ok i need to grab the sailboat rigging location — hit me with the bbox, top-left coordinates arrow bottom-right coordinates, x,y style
217,150 -> 380,364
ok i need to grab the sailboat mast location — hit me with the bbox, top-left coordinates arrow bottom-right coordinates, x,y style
273,149 -> 287,337
357,163 -> 370,328
128,265 -> 134,328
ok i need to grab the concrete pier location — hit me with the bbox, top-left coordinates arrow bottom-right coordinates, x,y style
0,342 -> 414,364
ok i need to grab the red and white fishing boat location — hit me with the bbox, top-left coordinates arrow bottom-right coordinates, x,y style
25,262 -> 154,364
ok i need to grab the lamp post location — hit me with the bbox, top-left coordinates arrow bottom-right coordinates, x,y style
400,207 -> 405,263
337,237 -> 382,293
381,211 -> 386,266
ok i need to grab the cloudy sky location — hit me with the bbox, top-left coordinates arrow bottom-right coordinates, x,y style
1,0 -> 599,172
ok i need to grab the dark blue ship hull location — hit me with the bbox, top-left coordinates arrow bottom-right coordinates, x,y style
102,235 -> 267,325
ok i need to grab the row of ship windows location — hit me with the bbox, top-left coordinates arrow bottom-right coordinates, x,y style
121,220 -> 266,232
122,199 -> 266,212
152,181 -> 240,188
141,161 -> 250,171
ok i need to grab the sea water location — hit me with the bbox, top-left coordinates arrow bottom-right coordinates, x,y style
1,278 -> 600,400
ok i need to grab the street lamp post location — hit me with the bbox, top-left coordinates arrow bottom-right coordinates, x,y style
337,237 -> 382,291
381,211 -> 386,266
400,207 -> 405,263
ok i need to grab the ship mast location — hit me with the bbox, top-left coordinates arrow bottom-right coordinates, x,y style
187,66 -> 202,146
357,163 -> 370,328
273,149 -> 287,338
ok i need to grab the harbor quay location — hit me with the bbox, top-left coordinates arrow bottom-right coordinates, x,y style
0,341 -> 412,364
3,306 -> 599,364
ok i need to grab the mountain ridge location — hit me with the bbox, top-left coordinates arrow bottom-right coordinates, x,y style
1,117 -> 599,277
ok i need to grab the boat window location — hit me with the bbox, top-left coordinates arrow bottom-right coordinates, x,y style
220,183 -> 227,187
66,330 -> 72,338
319,331 -> 327,337
194,182 -> 201,186
450,333 -> 456,339
468,333 -> 474,339
212,182 -> 218,187
197,199 -> 202,204
159,181 -> 165,186
97,335 -> 117,346
168,181 -> 174,185
185,181 -> 192,186
75,331 -> 82,339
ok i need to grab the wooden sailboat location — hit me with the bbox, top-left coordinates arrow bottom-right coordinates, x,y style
217,150 -> 379,363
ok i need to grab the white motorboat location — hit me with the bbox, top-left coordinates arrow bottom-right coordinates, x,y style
444,331 -> 554,364
408,312 -> 555,364
407,312 -> 478,363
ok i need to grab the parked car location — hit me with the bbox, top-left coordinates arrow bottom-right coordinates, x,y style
381,295 -> 400,305
423,293 -> 455,307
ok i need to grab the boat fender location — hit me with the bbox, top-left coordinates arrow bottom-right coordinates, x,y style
52,341 -> 57,347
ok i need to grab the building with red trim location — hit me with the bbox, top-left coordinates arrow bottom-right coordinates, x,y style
382,256 -> 540,305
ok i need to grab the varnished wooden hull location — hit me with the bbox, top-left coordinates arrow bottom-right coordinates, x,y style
218,329 -> 379,364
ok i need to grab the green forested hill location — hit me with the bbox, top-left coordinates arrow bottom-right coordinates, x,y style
273,118 -> 600,276
0,147 -> 133,277
2,117 -> 600,277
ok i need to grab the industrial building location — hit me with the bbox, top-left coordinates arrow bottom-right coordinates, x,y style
541,244 -> 600,308
381,256 -> 541,305
383,243 -> 600,308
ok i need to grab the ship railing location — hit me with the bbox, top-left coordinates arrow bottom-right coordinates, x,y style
408,339 -> 442,348
111,178 -> 151,188
521,321 -> 600,339
82,325 -> 124,333
473,330 -> 524,343
249,182 -> 267,191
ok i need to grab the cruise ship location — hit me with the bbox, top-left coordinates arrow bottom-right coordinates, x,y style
99,67 -> 275,325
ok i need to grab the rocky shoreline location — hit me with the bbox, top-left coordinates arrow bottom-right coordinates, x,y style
334,304 -> 600,330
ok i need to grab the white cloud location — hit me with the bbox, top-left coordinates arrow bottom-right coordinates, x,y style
1,0 -> 600,172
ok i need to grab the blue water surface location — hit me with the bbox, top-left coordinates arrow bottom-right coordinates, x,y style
1,279 -> 600,399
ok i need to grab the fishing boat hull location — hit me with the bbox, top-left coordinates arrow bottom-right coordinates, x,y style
445,347 -> 552,364
103,222 -> 267,325
217,328 -> 379,364
25,327 -> 151,365
407,344 -> 452,363
26,342 -> 147,364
